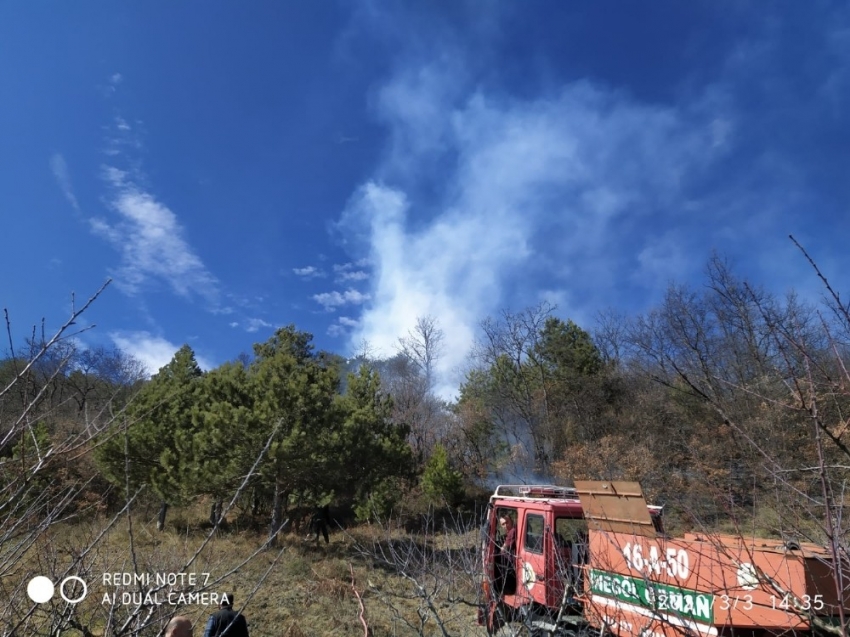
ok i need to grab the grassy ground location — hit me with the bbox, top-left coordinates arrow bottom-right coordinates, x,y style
10,497 -> 833,636
17,507 -> 484,637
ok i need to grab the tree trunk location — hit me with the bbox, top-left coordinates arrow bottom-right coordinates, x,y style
209,499 -> 223,526
156,501 -> 168,532
251,487 -> 261,516
269,481 -> 284,547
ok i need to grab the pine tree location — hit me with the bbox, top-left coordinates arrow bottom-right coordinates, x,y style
421,442 -> 463,507
96,345 -> 203,530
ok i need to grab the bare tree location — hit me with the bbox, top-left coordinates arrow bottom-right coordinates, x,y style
398,316 -> 445,393
0,286 -> 285,636
623,244 -> 850,633
389,316 -> 450,462
472,302 -> 555,472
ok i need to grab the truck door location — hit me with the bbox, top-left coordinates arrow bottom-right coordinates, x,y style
518,510 -> 548,605
550,516 -> 589,607
490,507 -> 518,596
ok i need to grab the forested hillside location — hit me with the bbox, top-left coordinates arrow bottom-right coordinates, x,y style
3,253 -> 850,635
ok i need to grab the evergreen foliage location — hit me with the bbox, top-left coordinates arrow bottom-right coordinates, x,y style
421,442 -> 463,507
89,327 -> 418,532
96,345 -> 203,506
335,366 -> 414,518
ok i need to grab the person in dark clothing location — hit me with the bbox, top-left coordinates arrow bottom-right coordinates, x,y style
495,515 -> 517,594
499,515 -> 516,557
202,593 -> 249,637
309,504 -> 330,545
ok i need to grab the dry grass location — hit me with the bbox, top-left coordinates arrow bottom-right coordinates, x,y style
15,505 -> 484,637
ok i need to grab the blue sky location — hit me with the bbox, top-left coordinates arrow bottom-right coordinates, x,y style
1,2 -> 849,397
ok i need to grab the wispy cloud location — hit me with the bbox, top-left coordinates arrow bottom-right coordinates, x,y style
333,261 -> 370,283
110,331 -> 213,376
244,317 -> 273,333
91,166 -> 219,303
312,288 -> 371,311
100,72 -> 124,97
293,266 -> 326,279
50,153 -> 79,211
227,318 -> 273,333
327,316 -> 360,338
87,116 -> 220,306
336,270 -> 369,282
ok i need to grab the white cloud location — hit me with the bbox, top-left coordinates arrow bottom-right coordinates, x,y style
327,316 -> 360,338
341,271 -> 369,282
332,261 -> 371,282
110,331 -> 213,376
101,72 -> 124,97
335,270 -> 369,282
93,166 -> 219,304
293,266 -> 326,279
50,153 -> 79,211
245,318 -> 273,333
88,217 -> 121,243
337,60 -> 720,399
633,232 -> 689,285
312,288 -> 371,311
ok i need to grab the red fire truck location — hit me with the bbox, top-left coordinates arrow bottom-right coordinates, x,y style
479,481 -> 849,637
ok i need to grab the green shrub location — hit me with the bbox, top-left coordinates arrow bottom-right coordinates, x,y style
353,477 -> 402,522
421,444 -> 464,507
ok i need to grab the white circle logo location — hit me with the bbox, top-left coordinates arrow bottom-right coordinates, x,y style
737,563 -> 758,590
27,576 -> 55,604
59,576 -> 88,604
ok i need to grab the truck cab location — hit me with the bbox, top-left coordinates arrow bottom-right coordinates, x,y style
479,484 -> 663,635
